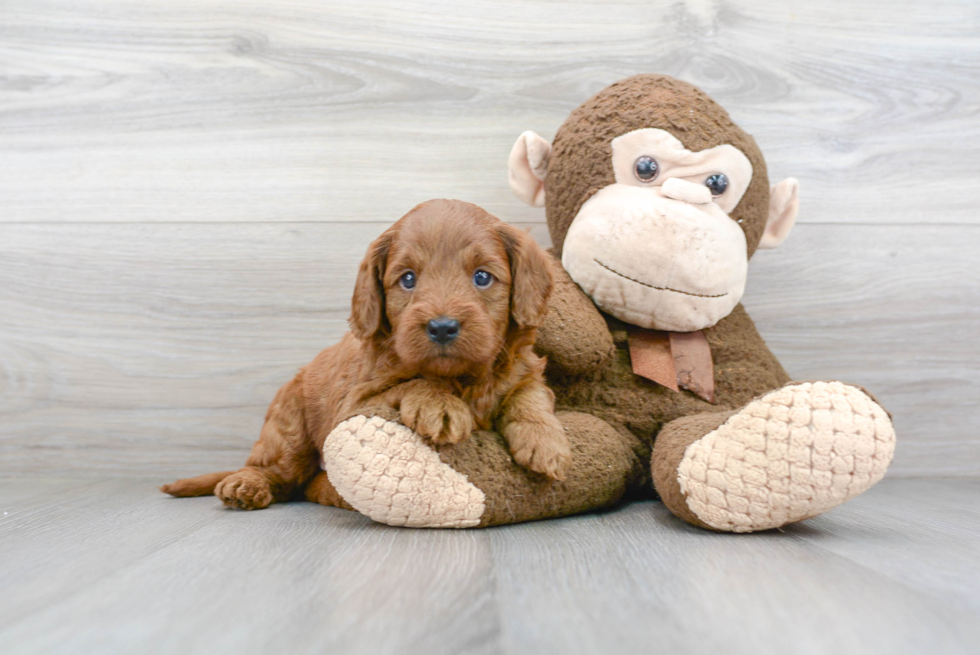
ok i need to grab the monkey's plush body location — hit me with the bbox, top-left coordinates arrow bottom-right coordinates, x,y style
317,75 -> 895,532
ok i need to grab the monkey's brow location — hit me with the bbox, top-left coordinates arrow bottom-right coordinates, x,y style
594,260 -> 728,298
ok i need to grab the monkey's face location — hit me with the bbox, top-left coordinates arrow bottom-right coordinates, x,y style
561,128 -> 754,332
509,75 -> 801,333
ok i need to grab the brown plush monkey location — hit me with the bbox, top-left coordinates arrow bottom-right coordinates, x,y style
318,75 -> 896,532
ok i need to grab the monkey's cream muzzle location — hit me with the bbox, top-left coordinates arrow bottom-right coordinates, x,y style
562,184 -> 748,332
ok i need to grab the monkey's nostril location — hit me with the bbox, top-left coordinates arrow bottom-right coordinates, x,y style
427,317 -> 461,345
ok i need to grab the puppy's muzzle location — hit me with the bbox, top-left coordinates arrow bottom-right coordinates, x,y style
427,317 -> 460,345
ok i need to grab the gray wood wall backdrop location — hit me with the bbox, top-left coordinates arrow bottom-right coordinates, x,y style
1,0 -> 977,478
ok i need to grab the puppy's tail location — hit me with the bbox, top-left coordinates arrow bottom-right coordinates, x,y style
160,471 -> 236,497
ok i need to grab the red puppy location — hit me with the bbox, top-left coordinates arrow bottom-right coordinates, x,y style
163,199 -> 571,510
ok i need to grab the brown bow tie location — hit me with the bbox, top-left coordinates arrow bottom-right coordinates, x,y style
627,328 -> 715,403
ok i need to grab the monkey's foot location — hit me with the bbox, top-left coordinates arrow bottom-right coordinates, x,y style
657,381 -> 896,533
322,415 -> 486,528
324,410 -> 639,529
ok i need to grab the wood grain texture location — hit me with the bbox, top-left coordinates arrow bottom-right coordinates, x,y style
0,1 -> 978,476
745,224 -> 980,476
487,482 -> 980,654
1,0 -> 977,225
0,478 -> 977,654
0,222 -> 976,476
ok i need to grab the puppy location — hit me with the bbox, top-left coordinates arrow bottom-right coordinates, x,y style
162,199 -> 571,510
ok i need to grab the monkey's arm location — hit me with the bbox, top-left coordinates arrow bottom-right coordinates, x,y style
535,254 -> 615,375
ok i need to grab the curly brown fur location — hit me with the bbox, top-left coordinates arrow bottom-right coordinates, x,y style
162,199 -> 569,509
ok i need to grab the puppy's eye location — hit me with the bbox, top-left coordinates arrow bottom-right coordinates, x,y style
705,173 -> 729,196
473,270 -> 493,289
633,156 -> 659,182
399,271 -> 417,290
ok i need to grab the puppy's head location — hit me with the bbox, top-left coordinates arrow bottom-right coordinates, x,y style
350,199 -> 553,378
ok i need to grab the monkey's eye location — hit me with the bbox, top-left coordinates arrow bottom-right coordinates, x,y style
633,156 -> 659,182
705,173 -> 729,196
473,270 -> 494,289
399,271 -> 417,290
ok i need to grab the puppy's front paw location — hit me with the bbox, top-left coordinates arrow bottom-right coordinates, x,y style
401,390 -> 475,445
504,419 -> 572,481
215,469 -> 273,510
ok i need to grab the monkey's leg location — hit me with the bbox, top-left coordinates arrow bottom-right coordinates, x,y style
321,410 -> 643,528
214,372 -> 320,510
652,381 -> 896,533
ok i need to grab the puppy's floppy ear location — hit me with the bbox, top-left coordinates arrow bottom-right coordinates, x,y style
497,223 -> 553,328
350,229 -> 393,340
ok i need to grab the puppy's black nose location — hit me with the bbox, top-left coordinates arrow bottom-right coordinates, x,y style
427,317 -> 460,345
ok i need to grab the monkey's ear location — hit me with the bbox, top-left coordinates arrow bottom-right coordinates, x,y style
349,230 -> 393,340
758,178 -> 800,250
508,131 -> 551,208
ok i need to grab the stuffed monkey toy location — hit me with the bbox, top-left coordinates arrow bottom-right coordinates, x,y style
315,74 -> 896,532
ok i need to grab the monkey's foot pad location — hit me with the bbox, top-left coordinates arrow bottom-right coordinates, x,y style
323,415 -> 486,528
677,381 -> 896,533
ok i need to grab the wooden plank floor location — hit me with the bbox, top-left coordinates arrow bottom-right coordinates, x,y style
1,477 -> 977,655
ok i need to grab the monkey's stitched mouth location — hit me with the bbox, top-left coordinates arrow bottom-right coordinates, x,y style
594,259 -> 729,299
